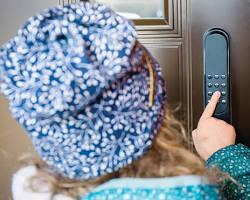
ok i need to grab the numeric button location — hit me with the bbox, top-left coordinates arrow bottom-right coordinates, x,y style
207,74 -> 212,79
208,83 -> 212,87
214,83 -> 219,88
208,91 -> 213,96
221,83 -> 226,88
214,74 -> 219,79
221,75 -> 226,79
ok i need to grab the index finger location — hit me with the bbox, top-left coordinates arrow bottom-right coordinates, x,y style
200,91 -> 221,121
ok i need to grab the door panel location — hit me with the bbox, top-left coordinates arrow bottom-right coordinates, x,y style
146,45 -> 182,104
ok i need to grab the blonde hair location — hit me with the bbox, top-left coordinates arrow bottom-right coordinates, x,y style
20,106 -> 208,199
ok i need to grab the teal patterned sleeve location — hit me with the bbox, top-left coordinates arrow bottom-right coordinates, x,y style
206,144 -> 250,200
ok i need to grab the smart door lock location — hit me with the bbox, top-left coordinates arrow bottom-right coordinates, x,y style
203,28 -> 232,124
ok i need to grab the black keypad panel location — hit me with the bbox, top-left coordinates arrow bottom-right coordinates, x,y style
203,28 -> 231,123
206,74 -> 227,114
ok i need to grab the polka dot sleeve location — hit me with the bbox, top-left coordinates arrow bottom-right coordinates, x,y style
206,144 -> 250,200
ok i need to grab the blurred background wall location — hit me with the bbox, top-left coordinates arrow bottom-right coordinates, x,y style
0,1 -> 58,199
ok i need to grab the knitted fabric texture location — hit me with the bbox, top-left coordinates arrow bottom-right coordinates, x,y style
0,2 -> 167,180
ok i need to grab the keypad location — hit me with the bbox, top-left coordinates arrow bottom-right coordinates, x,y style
206,74 -> 228,114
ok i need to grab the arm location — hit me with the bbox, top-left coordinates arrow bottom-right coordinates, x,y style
192,91 -> 250,199
206,144 -> 250,199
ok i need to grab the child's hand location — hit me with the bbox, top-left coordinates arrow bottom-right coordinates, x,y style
192,91 -> 236,161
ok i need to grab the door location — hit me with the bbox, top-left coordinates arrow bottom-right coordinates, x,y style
190,0 -> 250,146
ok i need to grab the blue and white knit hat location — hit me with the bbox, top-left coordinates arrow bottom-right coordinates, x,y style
0,2 -> 167,180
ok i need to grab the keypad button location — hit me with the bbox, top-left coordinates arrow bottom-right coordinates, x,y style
214,83 -> 219,88
221,75 -> 226,79
221,91 -> 226,96
221,83 -> 226,87
207,74 -> 212,79
208,91 -> 213,96
208,83 -> 212,87
214,74 -> 219,79
221,99 -> 226,104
